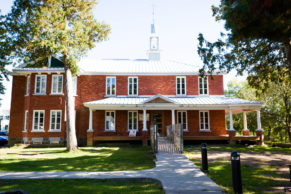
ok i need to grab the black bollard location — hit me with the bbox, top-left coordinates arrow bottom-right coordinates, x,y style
201,143 -> 208,172
289,165 -> 291,183
231,151 -> 243,194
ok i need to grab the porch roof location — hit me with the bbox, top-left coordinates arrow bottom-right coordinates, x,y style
84,95 -> 264,111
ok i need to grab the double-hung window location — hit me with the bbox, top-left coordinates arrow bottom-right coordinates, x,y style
33,110 -> 45,131
177,111 -> 188,131
50,110 -> 62,131
199,76 -> 208,95
23,111 -> 28,132
51,75 -> 63,94
105,111 -> 115,131
35,75 -> 47,94
176,77 -> 186,95
106,77 -> 116,96
200,111 -> 210,131
26,76 -> 30,95
128,77 -> 138,96
128,111 -> 138,131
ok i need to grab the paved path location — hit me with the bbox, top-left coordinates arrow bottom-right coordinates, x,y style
0,152 -> 223,193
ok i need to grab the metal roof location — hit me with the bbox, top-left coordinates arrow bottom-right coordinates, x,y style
84,95 -> 264,108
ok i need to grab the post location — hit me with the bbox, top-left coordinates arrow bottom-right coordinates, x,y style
171,109 -> 175,126
87,108 -> 94,146
231,151 -> 243,194
242,111 -> 250,136
143,109 -> 147,131
201,143 -> 208,172
142,109 -> 148,146
256,110 -> 264,145
289,165 -> 291,183
228,109 -> 236,144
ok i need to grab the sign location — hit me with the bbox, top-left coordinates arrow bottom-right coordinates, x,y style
129,130 -> 137,137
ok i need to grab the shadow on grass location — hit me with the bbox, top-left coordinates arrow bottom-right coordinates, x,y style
0,146 -> 155,172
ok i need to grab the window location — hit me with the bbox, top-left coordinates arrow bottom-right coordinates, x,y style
105,111 -> 115,131
177,111 -> 188,131
200,111 -> 210,131
128,77 -> 138,95
199,76 -> 208,95
32,110 -> 45,131
26,76 -> 30,95
50,110 -> 62,131
128,111 -> 138,131
51,75 -> 63,94
72,77 -> 77,96
176,77 -> 186,95
23,111 -> 28,132
106,77 -> 116,96
35,75 -> 47,94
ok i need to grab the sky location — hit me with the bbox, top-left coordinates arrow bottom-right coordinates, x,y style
0,0 -> 246,111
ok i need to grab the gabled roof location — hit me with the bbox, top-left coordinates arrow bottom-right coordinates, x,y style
141,94 -> 176,104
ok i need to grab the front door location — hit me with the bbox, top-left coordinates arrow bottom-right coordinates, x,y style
151,111 -> 164,136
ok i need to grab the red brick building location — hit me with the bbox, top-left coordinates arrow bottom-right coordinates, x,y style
8,22 -> 264,146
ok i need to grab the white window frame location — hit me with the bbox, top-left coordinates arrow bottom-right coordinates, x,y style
176,76 -> 186,95
23,111 -> 28,132
128,77 -> 138,96
49,110 -> 62,132
199,76 -> 208,95
51,75 -> 63,94
199,111 -> 210,131
34,75 -> 47,95
105,111 -> 115,132
106,77 -> 116,96
177,111 -> 188,131
72,76 -> 77,96
128,111 -> 138,131
26,76 -> 30,96
32,110 -> 45,132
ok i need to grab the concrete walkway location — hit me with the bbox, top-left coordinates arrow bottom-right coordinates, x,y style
0,152 -> 223,193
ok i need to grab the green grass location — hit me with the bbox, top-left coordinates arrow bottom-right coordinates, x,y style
0,179 -> 164,194
193,161 -> 290,194
0,145 -> 155,172
184,144 -> 291,154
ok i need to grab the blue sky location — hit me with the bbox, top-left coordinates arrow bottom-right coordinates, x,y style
0,0 -> 245,110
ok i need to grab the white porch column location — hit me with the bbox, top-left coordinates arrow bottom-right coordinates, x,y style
143,109 -> 147,131
256,110 -> 263,131
243,111 -> 248,130
87,108 -> 93,132
229,109 -> 234,131
171,109 -> 175,126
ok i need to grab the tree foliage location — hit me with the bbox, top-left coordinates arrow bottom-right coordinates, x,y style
197,0 -> 291,84
2,0 -> 110,151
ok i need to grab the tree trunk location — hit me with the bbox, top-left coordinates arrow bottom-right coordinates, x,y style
64,63 -> 78,151
283,40 -> 291,77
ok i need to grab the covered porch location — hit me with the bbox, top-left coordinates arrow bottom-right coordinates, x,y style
84,95 -> 264,145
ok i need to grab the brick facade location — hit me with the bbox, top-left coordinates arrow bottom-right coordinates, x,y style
9,73 -> 226,145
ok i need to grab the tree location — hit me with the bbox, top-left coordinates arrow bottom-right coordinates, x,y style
3,0 -> 110,151
197,0 -> 291,82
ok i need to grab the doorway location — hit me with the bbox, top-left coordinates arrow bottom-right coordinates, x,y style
151,111 -> 164,136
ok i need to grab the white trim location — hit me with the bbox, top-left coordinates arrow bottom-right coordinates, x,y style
199,110 -> 210,131
177,111 -> 188,131
23,110 -> 28,132
104,111 -> 116,132
142,109 -> 147,131
32,110 -> 45,131
128,111 -> 138,131
51,75 -> 63,94
26,76 -> 30,96
141,94 -> 176,104
106,76 -> 116,96
49,110 -> 62,131
176,76 -> 186,95
34,75 -> 47,95
72,76 -> 78,96
199,76 -> 208,95
128,77 -> 138,96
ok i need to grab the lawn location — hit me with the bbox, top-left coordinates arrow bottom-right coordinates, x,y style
0,145 -> 155,171
0,179 -> 164,194
184,144 -> 291,193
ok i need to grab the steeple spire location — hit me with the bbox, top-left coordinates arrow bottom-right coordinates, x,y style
148,4 -> 160,61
